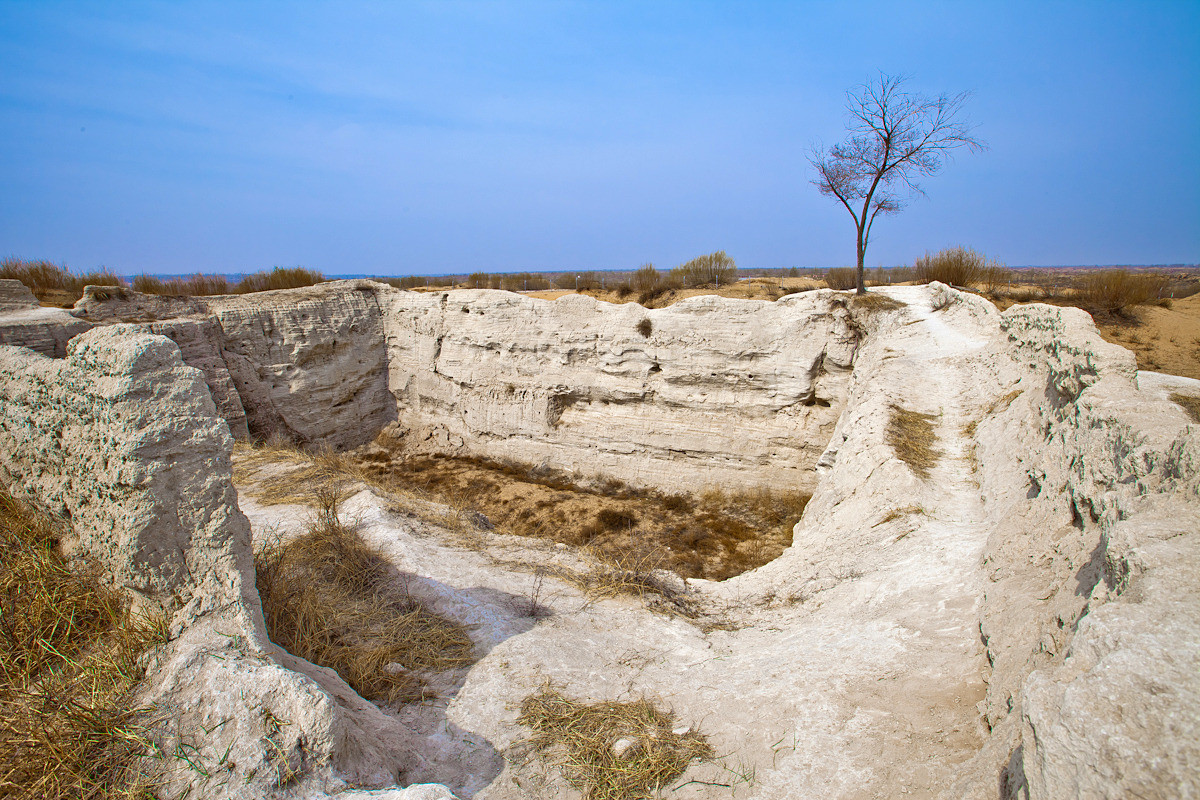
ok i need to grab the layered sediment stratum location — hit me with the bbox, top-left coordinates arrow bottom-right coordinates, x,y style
0,281 -> 1195,799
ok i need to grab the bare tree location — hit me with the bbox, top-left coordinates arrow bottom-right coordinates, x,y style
810,73 -> 984,294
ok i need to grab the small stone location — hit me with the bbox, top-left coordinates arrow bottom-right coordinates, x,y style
612,737 -> 638,758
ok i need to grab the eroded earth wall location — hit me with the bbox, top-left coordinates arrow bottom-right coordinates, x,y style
0,280 -> 1196,798
961,296 -> 1200,798
0,327 -> 453,800
381,288 -> 859,492
26,281 -> 866,492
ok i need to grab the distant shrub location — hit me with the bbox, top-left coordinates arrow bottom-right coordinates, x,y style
614,282 -> 634,298
236,266 -> 324,294
670,250 -> 736,288
1076,269 -> 1168,316
132,273 -> 232,296
465,272 -> 490,289
824,267 -> 858,290
638,285 -> 671,306
378,275 -> 428,290
499,272 -> 552,292
913,246 -> 1005,288
1,257 -> 124,303
632,263 -> 661,294
553,271 -> 602,291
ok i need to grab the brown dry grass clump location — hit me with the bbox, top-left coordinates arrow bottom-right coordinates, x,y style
131,274 -> 232,296
1076,269 -> 1169,317
0,491 -> 164,800
850,292 -> 904,312
255,488 -> 475,704
1170,392 -> 1200,423
516,687 -> 713,800
1,258 -> 122,307
824,267 -> 858,290
234,267 -> 325,294
914,246 -> 989,287
887,404 -> 942,480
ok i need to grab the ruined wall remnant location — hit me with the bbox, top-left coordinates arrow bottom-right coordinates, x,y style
18,280 -> 866,491
0,279 -> 1196,798
381,288 -> 861,492
0,325 -> 248,607
204,283 -> 394,447
0,325 -> 458,800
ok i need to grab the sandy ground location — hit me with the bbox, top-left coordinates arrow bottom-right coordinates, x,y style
1094,293 -> 1200,379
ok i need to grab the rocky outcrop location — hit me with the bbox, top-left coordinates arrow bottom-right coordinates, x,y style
0,278 -> 39,311
0,327 -> 456,799
923,291 -> 1200,799
204,282 -> 394,447
381,288 -> 859,492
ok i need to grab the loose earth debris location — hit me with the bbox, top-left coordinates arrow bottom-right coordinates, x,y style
515,687 -> 714,800
0,491 -> 165,800
254,488 -> 476,704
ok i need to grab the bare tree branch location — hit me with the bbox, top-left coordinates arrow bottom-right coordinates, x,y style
809,72 -> 984,293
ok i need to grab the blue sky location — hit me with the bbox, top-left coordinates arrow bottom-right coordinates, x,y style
1,1 -> 1197,276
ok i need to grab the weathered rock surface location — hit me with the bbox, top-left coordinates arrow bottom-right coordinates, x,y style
0,303 -> 94,357
0,327 -> 454,799
0,278 -> 39,310
204,282 -> 394,447
381,288 -> 859,492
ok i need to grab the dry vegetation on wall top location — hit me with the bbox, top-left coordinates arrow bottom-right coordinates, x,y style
0,491 -> 165,800
0,258 -> 327,306
255,487 -> 476,705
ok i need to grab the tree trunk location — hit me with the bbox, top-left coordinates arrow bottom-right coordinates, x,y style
856,227 -> 867,295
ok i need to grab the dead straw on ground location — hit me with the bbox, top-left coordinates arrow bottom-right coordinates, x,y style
887,404 -> 942,480
0,491 -> 165,800
516,687 -> 713,800
254,486 -> 476,704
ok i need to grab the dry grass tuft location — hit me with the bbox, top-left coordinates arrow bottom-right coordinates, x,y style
234,267 -> 325,294
635,318 -> 652,338
850,292 -> 904,312
887,404 -> 942,480
1077,269 -> 1168,317
573,545 -> 699,618
0,491 -> 165,800
516,687 -> 713,800
875,505 -> 926,527
1169,392 -> 1200,423
255,489 -> 476,704
1,257 -> 123,306
824,267 -> 858,290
